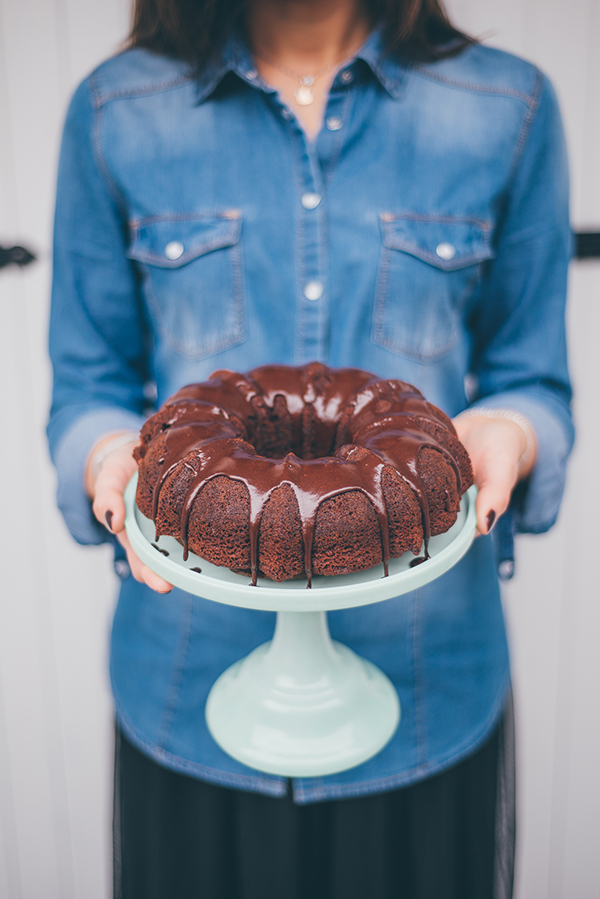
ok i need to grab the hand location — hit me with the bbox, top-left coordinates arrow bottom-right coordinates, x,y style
87,434 -> 173,593
453,414 -> 536,536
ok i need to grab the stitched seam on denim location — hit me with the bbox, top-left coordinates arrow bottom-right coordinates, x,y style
231,234 -> 247,347
371,243 -> 391,349
93,74 -> 193,108
382,246 -> 493,270
130,210 -> 241,228
411,68 -> 535,106
128,213 -> 242,266
89,75 -> 129,215
129,232 -> 240,267
357,46 -> 406,99
155,593 -> 193,748
380,213 -> 495,268
505,69 -> 544,186
293,671 -> 510,802
140,241 -> 246,359
412,588 -> 429,765
114,703 -> 287,793
382,212 -> 493,230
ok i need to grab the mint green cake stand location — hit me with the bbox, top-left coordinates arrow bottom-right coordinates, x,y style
125,474 -> 477,777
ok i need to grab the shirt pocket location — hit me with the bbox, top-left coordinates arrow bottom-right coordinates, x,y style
372,213 -> 494,362
127,211 -> 246,360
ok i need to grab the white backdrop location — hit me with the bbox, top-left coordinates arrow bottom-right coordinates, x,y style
0,1 -> 598,896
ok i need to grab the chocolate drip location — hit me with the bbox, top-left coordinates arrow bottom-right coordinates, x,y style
145,363 -> 469,585
151,420 -> 243,522
151,543 -> 170,557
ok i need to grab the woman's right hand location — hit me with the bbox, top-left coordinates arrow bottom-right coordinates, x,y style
87,434 -> 173,593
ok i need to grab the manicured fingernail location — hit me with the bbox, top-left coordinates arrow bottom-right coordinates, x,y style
105,510 -> 114,531
486,510 -> 496,533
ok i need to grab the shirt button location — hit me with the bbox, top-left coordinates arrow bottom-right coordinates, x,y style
326,116 -> 343,131
246,69 -> 258,80
435,242 -> 456,261
301,192 -> 321,209
304,280 -> 324,301
340,70 -> 353,84
281,107 -> 292,119
114,559 -> 131,580
165,240 -> 184,260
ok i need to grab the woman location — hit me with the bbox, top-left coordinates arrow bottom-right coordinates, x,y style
48,0 -> 572,896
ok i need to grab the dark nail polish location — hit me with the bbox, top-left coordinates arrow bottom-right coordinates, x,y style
105,509 -> 114,531
486,509 -> 496,533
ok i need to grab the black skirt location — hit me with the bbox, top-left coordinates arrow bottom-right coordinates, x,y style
114,698 -> 515,899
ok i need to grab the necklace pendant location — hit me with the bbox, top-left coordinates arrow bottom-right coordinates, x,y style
294,85 -> 315,106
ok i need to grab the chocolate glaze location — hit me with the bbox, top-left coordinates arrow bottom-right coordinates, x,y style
151,543 -> 170,557
139,363 -> 466,586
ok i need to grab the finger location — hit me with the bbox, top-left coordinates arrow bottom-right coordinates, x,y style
474,452 -> 518,535
116,530 -> 173,594
93,484 -> 127,532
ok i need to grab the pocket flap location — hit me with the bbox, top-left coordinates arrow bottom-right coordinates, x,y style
128,211 -> 242,268
380,214 -> 493,271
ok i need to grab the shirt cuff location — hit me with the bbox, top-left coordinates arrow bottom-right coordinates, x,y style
54,407 -> 145,545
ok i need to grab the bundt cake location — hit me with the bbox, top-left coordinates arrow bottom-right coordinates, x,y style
134,362 -> 473,586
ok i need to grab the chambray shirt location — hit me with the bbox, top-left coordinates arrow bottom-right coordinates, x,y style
48,30 -> 573,802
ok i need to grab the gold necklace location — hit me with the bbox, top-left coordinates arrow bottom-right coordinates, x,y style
253,52 -> 351,106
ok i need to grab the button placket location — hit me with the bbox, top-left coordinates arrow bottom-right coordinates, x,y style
273,87 -> 350,361
291,141 -> 328,361
315,87 -> 351,189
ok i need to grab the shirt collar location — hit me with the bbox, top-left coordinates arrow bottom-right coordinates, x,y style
195,30 -> 259,103
194,25 -> 408,104
354,27 -> 407,100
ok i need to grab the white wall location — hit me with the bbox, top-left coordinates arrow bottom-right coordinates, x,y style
445,2 -> 600,896
0,1 -> 598,896
0,4 -> 129,897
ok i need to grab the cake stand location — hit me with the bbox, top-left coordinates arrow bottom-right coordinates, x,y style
125,474 -> 477,777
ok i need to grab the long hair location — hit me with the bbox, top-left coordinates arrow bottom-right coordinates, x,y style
128,0 -> 476,71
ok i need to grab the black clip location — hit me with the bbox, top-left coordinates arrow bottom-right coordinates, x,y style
0,245 -> 37,269
574,232 -> 600,260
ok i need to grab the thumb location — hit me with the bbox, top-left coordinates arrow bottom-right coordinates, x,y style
92,447 -> 138,533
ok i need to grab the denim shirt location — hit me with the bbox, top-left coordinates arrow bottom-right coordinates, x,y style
48,30 -> 572,801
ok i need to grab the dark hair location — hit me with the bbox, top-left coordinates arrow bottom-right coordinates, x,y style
128,0 -> 476,71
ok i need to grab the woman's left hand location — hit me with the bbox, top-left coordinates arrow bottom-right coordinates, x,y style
453,414 -> 536,535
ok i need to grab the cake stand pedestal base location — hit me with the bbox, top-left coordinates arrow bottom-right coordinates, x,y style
206,610 -> 400,777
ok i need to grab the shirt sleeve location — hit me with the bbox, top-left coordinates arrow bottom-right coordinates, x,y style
467,70 -> 574,540
48,76 -> 150,545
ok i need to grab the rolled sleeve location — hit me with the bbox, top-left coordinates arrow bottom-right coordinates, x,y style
48,76 -> 150,546
468,71 -> 573,548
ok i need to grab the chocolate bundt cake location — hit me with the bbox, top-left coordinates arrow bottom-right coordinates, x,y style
134,362 -> 473,586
